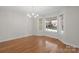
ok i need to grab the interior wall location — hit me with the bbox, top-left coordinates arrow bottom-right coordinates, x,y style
62,7 -> 79,48
0,9 -> 33,42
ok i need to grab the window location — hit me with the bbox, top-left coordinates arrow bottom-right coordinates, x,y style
59,14 -> 64,33
39,18 -> 43,31
38,14 -> 64,34
45,16 -> 57,32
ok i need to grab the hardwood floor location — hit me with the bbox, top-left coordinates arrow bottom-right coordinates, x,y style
0,35 -> 79,53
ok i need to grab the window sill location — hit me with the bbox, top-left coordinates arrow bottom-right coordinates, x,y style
46,29 -> 57,32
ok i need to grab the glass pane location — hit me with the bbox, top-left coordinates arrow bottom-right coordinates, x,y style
45,16 -> 57,32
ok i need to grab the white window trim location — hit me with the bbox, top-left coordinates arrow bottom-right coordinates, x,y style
46,28 -> 57,32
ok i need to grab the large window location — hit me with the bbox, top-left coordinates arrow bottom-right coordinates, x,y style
45,16 -> 57,32
38,15 -> 64,33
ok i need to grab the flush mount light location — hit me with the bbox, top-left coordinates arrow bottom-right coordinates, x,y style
36,14 -> 39,17
27,14 -> 31,18
34,14 -> 39,18
32,13 -> 35,16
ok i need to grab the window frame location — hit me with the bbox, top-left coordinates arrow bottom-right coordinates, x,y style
45,16 -> 58,32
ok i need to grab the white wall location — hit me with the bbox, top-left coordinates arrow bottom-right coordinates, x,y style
0,9 -> 33,42
62,7 -> 79,48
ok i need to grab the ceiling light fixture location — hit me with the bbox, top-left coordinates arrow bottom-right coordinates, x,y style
32,13 -> 35,16
27,14 -> 31,18
27,13 -> 39,18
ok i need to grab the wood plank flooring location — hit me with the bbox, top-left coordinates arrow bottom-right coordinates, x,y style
0,35 -> 79,53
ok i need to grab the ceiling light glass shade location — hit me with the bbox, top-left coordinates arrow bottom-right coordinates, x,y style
27,13 -> 39,18
32,13 -> 35,16
36,14 -> 39,16
27,14 -> 31,18
35,14 -> 39,18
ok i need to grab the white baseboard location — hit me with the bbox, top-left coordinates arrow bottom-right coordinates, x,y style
0,34 -> 33,42
0,34 -> 79,48
62,41 -> 79,48
34,34 -> 58,39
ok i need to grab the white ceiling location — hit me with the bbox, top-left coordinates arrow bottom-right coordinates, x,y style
0,6 -> 64,16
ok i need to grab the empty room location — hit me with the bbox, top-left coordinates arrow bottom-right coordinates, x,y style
0,6 -> 79,53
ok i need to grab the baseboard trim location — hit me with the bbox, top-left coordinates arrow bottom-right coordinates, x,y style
0,34 -> 79,48
34,34 -> 58,39
62,41 -> 79,48
0,34 -> 33,42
